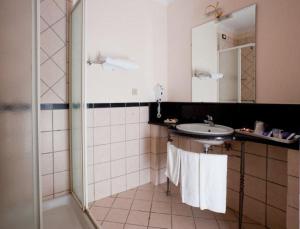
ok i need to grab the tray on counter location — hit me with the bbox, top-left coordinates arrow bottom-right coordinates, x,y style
235,129 -> 300,144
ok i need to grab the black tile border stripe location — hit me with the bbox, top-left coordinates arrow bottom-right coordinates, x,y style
41,103 -> 69,110
87,102 -> 151,109
40,102 -> 151,110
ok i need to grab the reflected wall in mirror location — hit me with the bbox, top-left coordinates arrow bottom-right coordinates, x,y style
192,4 -> 256,103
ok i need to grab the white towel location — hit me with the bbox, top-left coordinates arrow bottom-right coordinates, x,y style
165,142 -> 181,186
180,149 -> 200,207
199,153 -> 228,213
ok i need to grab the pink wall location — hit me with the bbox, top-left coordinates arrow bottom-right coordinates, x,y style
167,0 -> 300,104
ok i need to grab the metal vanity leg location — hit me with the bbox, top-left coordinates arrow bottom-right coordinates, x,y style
239,142 -> 246,229
166,177 -> 170,196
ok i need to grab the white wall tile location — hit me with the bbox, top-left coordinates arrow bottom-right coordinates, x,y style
111,159 -> 126,177
54,171 -> 69,193
95,180 -> 111,200
53,109 -> 68,130
126,107 -> 140,123
126,140 -> 139,157
53,130 -> 69,151
41,110 -> 52,131
140,123 -> 150,138
87,147 -> 94,165
94,126 -> 110,145
140,169 -> 150,185
94,144 -> 110,164
42,153 -> 53,175
126,156 -> 140,173
111,142 -> 126,160
42,174 -> 53,197
88,184 -> 95,203
41,132 -> 53,153
126,172 -> 139,189
140,153 -> 150,169
139,106 -> 149,123
87,128 -> 94,147
126,123 -> 139,140
41,0 -> 64,26
140,138 -> 151,154
111,176 -> 126,195
94,163 -> 110,182
111,125 -> 125,143
54,150 -> 69,172
87,109 -> 94,127
110,107 -> 125,125
88,165 -> 94,184
94,108 -> 110,127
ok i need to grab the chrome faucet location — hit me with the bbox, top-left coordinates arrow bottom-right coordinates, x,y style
204,115 -> 214,127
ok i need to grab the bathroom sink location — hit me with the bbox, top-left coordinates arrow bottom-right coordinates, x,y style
176,123 -> 234,137
176,123 -> 234,152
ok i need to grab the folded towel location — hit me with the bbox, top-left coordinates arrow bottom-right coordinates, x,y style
165,142 -> 181,186
199,153 -> 228,213
180,149 -> 200,207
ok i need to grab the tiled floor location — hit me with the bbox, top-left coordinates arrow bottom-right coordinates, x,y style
89,183 -> 266,229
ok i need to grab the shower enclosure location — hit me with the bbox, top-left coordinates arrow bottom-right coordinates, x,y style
1,0 -> 93,228
70,0 -> 88,209
0,0 -> 40,228
218,43 -> 256,103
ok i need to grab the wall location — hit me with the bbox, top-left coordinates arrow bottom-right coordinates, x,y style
87,105 -> 151,202
86,0 -> 168,103
167,0 -> 300,103
40,108 -> 70,200
40,0 -> 69,103
40,0 -> 71,199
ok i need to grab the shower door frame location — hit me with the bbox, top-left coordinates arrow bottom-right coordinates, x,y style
69,0 -> 89,211
218,42 -> 256,103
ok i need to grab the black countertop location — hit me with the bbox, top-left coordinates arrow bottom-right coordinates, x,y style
149,121 -> 299,150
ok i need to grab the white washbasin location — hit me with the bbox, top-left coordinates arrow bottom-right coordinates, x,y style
176,123 -> 234,137
176,123 -> 234,152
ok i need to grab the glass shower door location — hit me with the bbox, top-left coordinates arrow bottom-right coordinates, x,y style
71,0 -> 86,208
0,0 -> 40,228
219,49 -> 239,102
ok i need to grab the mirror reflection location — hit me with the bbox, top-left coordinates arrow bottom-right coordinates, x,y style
192,5 -> 256,103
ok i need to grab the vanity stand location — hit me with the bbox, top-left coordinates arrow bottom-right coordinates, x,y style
165,130 -> 246,229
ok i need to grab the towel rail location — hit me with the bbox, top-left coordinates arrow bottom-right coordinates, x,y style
165,130 -> 246,229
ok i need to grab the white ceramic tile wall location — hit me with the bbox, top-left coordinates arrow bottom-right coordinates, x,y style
87,106 -> 151,203
40,109 -> 70,200
40,0 -> 69,103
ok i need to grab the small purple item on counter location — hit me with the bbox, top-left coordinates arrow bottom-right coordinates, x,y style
281,132 -> 290,139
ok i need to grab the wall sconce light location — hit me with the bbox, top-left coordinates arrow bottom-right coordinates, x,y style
205,2 -> 223,19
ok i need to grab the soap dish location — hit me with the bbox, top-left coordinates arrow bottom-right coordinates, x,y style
235,129 -> 300,144
164,118 -> 178,124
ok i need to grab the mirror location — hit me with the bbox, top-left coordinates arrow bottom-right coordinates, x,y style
192,5 -> 256,103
